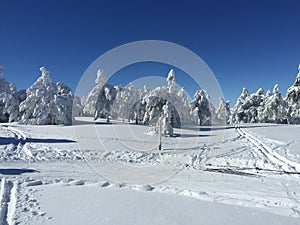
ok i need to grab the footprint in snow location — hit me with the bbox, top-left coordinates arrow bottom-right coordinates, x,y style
26,180 -> 43,187
69,180 -> 85,186
100,181 -> 110,187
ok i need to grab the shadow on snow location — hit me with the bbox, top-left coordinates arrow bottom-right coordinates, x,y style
0,137 -> 76,145
173,133 -> 214,138
0,168 -> 39,175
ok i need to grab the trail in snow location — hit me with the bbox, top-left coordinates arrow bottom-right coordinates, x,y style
7,181 -> 17,225
0,125 -> 82,162
5,126 -> 27,141
0,178 -> 16,225
0,125 -> 33,160
236,126 -> 300,174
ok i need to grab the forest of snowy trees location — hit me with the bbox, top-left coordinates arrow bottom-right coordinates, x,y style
230,65 -> 300,125
0,64 -> 300,127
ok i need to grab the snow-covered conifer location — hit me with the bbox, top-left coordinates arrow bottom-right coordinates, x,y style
143,69 -> 195,128
72,96 -> 83,117
230,87 -> 249,124
286,64 -> 300,124
242,88 -> 264,123
113,83 -> 141,123
5,89 -> 26,122
216,97 -> 231,124
91,71 -> 117,122
166,69 -> 177,94
19,67 -> 74,125
0,66 -> 21,122
159,101 -> 173,136
191,89 -> 215,125
94,84 -> 117,122
259,84 -> 288,124
82,69 -> 108,116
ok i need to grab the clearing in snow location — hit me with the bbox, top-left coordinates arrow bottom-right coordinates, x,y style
0,118 -> 299,224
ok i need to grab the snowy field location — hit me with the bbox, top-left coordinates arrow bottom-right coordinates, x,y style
0,118 -> 300,225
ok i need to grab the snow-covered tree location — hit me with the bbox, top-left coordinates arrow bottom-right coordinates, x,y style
82,69 -> 108,116
257,89 -> 271,122
128,85 -> 148,124
161,101 -> 173,136
143,69 -> 195,128
142,93 -> 167,126
19,67 -> 74,125
286,64 -> 300,124
72,96 -> 83,117
110,86 -> 123,120
266,89 -> 272,98
20,67 -> 55,125
94,84 -> 117,122
53,82 -> 74,125
175,87 -> 197,126
258,84 -> 288,124
112,83 -> 142,123
165,70 -> 198,126
230,87 -> 249,124
216,97 -> 231,124
81,69 -> 117,122
5,89 -> 26,122
231,85 -> 288,124
0,65 -> 23,122
191,89 -> 215,125
166,69 -> 177,94
242,88 -> 265,123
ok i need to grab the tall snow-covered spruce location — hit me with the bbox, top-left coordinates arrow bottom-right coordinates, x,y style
143,69 -> 196,129
82,69 -> 117,122
191,89 -> 215,125
286,64 -> 300,124
260,84 -> 288,124
82,69 -> 108,116
0,65 -> 25,122
230,87 -> 249,124
19,67 -> 74,125
112,83 -> 144,123
241,88 -> 265,123
216,97 -> 231,124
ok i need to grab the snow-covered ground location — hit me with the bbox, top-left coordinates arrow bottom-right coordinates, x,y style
0,118 -> 299,224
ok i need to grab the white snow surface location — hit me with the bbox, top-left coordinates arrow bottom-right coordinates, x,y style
0,118 -> 300,224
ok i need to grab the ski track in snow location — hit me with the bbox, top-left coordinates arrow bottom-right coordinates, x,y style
6,181 -> 17,225
5,126 -> 27,141
0,125 -> 33,161
0,125 -> 82,162
236,126 -> 300,174
0,178 -> 17,225
7,126 -> 34,160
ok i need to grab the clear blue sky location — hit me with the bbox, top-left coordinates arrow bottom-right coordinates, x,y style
1,0 -> 299,105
